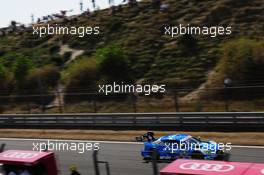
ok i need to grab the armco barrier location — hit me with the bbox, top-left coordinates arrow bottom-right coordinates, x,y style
0,112 -> 263,131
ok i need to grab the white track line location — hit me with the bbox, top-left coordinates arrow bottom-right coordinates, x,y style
0,138 -> 264,148
0,138 -> 142,145
231,145 -> 264,149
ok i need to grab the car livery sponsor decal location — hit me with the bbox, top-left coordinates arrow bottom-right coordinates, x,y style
179,162 -> 234,172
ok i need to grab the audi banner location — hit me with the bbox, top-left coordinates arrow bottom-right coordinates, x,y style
160,159 -> 264,175
244,163 -> 264,175
0,150 -> 53,164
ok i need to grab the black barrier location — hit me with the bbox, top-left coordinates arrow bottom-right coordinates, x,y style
151,150 -> 159,175
0,112 -> 263,131
0,144 -> 5,153
93,150 -> 111,175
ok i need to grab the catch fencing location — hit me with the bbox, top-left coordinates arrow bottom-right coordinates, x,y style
1,85 -> 264,113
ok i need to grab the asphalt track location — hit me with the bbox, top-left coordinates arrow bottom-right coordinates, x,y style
0,138 -> 264,175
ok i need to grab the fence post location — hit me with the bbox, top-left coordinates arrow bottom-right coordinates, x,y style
151,150 -> 158,175
132,94 -> 137,113
93,150 -> 100,175
27,101 -> 31,114
57,87 -> 63,113
224,78 -> 232,112
93,100 -> 97,113
224,86 -> 229,112
93,150 -> 111,175
105,162 -> 111,175
174,91 -> 179,112
37,81 -> 45,113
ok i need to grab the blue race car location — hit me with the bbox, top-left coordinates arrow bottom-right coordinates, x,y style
136,132 -> 229,161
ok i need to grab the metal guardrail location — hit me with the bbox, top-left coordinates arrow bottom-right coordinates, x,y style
0,112 -> 263,130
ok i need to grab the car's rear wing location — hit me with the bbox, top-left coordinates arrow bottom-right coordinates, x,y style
135,132 -> 156,142
160,159 -> 264,175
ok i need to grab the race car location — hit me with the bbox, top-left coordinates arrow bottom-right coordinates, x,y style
136,132 -> 230,161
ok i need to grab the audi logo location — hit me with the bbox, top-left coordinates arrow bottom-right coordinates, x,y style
261,169 -> 264,174
180,162 -> 234,172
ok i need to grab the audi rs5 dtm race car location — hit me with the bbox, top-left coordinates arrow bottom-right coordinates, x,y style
136,132 -> 230,161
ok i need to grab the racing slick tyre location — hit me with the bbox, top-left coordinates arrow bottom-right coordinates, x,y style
215,150 -> 230,161
191,151 -> 204,160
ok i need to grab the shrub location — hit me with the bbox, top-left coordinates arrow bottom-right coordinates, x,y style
63,51 -> 72,62
63,58 -> 98,90
63,58 -> 99,102
26,65 -> 60,90
212,38 -> 264,99
21,65 -> 60,105
95,45 -> 132,83
0,64 -> 14,94
177,34 -> 199,56
12,55 -> 34,89
0,49 -> 5,57
0,66 -> 13,108
216,39 -> 264,83
106,18 -> 123,33
49,44 -> 60,54
49,55 -> 64,66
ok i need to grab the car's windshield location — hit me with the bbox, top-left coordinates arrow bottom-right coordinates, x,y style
153,139 -> 161,144
185,137 -> 200,144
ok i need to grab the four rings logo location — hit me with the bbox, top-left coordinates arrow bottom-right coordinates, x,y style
180,162 -> 234,172
3,152 -> 39,159
261,169 -> 264,174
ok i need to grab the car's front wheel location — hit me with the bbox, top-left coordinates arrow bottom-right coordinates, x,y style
215,150 -> 230,161
191,151 -> 204,160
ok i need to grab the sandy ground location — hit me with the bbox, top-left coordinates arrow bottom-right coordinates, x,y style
0,129 -> 263,146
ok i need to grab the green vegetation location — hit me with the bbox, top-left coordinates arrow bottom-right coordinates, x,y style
0,64 -> 13,95
62,45 -> 133,102
63,58 -> 98,93
208,38 -> 264,99
215,39 -> 264,85
96,45 -> 132,83
26,65 -> 60,91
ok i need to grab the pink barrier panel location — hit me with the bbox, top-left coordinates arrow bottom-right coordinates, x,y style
0,150 -> 52,164
160,159 -> 261,175
244,163 -> 264,175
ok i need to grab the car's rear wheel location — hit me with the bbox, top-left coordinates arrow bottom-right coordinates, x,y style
191,151 -> 204,160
